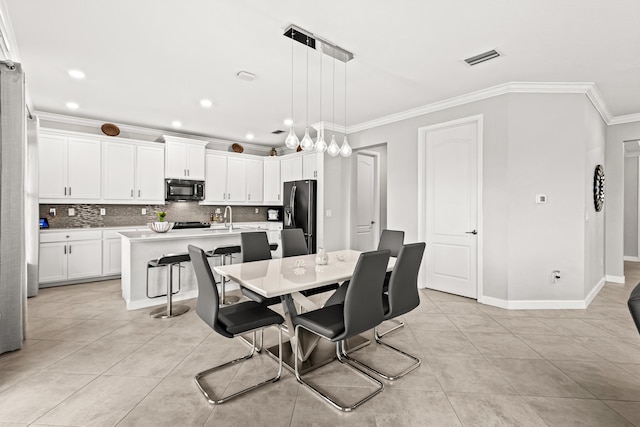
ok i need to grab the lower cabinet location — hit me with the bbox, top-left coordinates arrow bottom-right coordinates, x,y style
39,230 -> 103,284
103,238 -> 122,276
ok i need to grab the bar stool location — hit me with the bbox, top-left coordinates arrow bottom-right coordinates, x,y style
205,245 -> 241,305
146,253 -> 191,319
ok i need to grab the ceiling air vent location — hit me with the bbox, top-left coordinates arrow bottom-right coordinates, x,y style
464,49 -> 500,66
271,129 -> 285,135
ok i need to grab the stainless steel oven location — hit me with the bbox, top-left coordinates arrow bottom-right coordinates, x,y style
165,179 -> 205,201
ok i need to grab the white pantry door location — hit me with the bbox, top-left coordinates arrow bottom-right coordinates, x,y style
356,153 -> 377,251
425,122 -> 478,299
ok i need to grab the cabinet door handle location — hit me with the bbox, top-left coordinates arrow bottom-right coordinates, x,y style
63,245 -> 66,254
68,245 -> 72,254
187,169 -> 190,177
64,187 -> 67,196
277,194 -> 280,201
138,190 -> 141,197
69,187 -> 71,196
184,169 -> 186,176
223,193 -> 226,200
248,194 -> 250,201
228,193 -> 231,200
131,189 -> 134,197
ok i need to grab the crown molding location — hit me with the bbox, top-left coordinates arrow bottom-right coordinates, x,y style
312,121 -> 346,134
35,111 -> 272,153
610,113 -> 640,126
347,81 -> 636,134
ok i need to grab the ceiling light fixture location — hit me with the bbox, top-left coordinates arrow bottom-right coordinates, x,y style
300,36 -> 315,151
283,25 -> 353,157
326,47 -> 340,157
284,29 -> 300,150
68,69 -> 85,79
200,99 -> 212,108
172,121 -> 182,128
339,58 -> 352,157
246,133 -> 254,140
65,101 -> 79,110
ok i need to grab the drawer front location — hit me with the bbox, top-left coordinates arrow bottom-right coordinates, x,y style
41,230 -> 102,243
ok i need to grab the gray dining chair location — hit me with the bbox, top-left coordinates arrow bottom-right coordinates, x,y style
188,244 -> 284,405
628,283 -> 640,334
240,232 -> 282,306
293,249 -> 391,412
281,228 -> 339,297
341,242 -> 425,380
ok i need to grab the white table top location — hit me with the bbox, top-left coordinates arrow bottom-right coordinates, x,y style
214,250 -> 396,298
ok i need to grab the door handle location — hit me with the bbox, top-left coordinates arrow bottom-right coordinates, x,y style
465,230 -> 478,235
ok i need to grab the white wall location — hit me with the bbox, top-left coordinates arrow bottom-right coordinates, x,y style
347,92 -> 606,305
624,156 -> 638,258
606,122 -> 640,281
322,144 -> 349,251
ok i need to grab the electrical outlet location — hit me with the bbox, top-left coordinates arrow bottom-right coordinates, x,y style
100,208 -> 106,216
49,208 -> 56,217
255,208 -> 259,214
141,208 -> 147,215
68,208 -> 75,216
552,270 -> 561,283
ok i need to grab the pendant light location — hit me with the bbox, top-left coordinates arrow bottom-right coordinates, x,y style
339,57 -> 352,157
326,46 -> 340,157
284,29 -> 300,150
315,45 -> 327,153
300,36 -> 315,151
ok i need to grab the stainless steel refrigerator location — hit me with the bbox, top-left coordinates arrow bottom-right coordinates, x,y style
283,179 -> 317,254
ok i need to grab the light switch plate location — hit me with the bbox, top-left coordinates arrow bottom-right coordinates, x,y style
49,208 -> 56,217
141,208 -> 147,215
100,208 -> 106,216
68,208 -> 75,216
255,208 -> 259,214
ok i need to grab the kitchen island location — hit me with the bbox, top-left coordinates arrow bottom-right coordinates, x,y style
119,225 -> 279,310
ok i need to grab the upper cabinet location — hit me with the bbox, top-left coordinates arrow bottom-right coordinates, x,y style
40,132 -> 101,202
245,159 -> 263,203
281,156 -> 303,183
263,158 -> 281,205
204,152 -> 263,204
302,153 -> 318,180
102,141 -> 164,204
163,136 -> 207,180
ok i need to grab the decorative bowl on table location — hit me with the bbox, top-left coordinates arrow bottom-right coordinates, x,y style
148,222 -> 175,233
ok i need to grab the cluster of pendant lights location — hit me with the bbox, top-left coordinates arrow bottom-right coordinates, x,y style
284,30 -> 352,157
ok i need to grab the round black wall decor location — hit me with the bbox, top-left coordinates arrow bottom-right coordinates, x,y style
593,164 -> 605,212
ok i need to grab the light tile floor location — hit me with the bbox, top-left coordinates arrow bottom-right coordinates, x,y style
2,263 -> 640,426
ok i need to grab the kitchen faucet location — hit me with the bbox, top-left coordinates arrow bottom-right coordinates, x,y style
223,206 -> 233,231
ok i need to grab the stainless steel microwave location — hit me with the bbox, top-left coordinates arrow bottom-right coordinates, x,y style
165,179 -> 205,201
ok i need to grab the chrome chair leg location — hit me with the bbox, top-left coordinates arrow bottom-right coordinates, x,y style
194,326 -> 282,405
294,324 -> 384,412
375,318 -> 405,338
239,329 -> 263,352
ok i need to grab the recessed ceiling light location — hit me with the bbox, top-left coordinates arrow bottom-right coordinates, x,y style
284,119 -> 293,126
200,99 -> 212,108
66,101 -> 79,110
68,69 -> 85,79
246,133 -> 254,140
172,121 -> 182,128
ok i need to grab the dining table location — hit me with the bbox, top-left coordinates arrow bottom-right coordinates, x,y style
213,249 -> 396,373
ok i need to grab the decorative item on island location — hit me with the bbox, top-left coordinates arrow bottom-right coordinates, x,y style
148,211 -> 174,233
315,247 -> 328,265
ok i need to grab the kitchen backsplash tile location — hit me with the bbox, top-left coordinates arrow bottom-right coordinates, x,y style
39,202 -> 271,228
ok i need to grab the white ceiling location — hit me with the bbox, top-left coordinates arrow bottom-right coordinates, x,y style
4,0 -> 640,146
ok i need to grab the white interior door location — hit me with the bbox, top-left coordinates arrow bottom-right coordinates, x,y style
425,122 -> 478,299
356,153 -> 378,251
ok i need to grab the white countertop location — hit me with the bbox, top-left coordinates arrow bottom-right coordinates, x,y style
119,224 -> 273,242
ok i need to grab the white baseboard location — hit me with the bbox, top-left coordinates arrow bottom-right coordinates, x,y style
585,276 -> 606,307
606,274 -> 626,284
624,256 -> 640,262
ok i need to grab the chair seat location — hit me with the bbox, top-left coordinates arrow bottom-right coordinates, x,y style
219,301 -> 284,335
207,245 -> 241,257
294,303 -> 345,340
148,253 -> 191,267
241,287 -> 281,306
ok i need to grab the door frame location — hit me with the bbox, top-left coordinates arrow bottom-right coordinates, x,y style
417,114 -> 484,301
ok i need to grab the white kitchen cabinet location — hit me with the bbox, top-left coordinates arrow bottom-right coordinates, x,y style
135,145 -> 165,202
102,141 -> 165,204
205,153 -> 228,202
303,153 -> 318,179
102,237 -> 122,276
39,132 -> 101,201
226,157 -> 247,202
245,159 -> 263,203
281,156 -> 302,183
164,137 -> 206,180
39,230 -> 103,284
263,159 -> 281,204
102,141 -> 135,200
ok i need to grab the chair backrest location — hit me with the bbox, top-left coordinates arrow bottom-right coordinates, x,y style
628,283 -> 640,335
378,230 -> 405,257
188,245 -> 230,337
241,231 -> 272,263
386,243 -> 426,318
341,249 -> 390,339
281,228 -> 308,258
